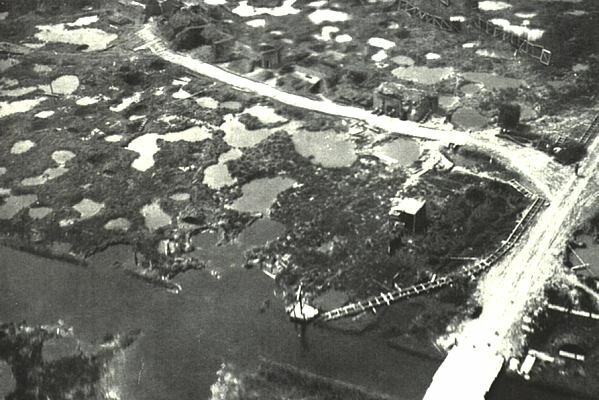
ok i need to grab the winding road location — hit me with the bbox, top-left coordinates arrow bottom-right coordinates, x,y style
136,24 -> 597,400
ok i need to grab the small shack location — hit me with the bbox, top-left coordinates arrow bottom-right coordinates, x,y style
373,82 -> 438,122
389,197 -> 427,234
259,44 -> 282,69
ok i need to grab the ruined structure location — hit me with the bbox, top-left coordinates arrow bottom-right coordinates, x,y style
294,65 -> 332,94
158,4 -> 236,62
373,82 -> 438,122
175,25 -> 235,62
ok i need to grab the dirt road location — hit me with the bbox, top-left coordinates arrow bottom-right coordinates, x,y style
136,25 -> 568,199
137,24 -> 597,397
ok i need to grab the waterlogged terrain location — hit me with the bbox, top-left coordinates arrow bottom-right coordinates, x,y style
1,1 -> 598,399
0,245 -> 441,400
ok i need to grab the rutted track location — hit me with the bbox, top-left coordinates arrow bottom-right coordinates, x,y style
136,25 -> 470,145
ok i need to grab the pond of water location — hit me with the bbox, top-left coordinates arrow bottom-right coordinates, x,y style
220,114 -> 278,148
40,75 -> 80,96
0,227 -> 442,400
104,217 -> 131,232
392,66 -> 455,85
127,126 -> 213,171
34,24 -> 118,52
0,193 -> 37,220
203,148 -> 243,189
110,92 -> 142,113
291,130 -> 357,168
10,140 -> 36,154
232,0 -> 300,17
308,9 -> 350,24
0,98 -> 47,119
229,176 -> 296,214
140,200 -> 172,231
73,198 -> 104,220
462,72 -> 522,90
371,138 -> 422,167
573,234 -> 599,277
451,107 -> 488,130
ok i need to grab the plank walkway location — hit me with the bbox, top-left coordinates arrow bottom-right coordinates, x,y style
321,193 -> 546,322
578,115 -> 599,146
547,303 -> 599,321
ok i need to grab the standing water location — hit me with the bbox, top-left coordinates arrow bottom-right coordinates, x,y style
0,244 -> 440,400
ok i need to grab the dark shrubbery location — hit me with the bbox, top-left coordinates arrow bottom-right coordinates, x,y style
554,140 -> 587,165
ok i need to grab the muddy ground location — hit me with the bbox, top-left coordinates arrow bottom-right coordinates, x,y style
1,1 -> 598,397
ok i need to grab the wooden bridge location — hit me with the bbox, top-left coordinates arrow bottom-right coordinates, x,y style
547,303 -> 599,321
508,179 -> 535,199
321,194 -> 547,322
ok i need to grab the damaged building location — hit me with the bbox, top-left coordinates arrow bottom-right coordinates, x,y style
157,4 -> 236,62
373,82 -> 438,122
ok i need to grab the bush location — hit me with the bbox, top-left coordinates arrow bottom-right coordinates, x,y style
555,141 -> 587,165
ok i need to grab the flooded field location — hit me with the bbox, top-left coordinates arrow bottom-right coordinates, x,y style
28,207 -> 53,219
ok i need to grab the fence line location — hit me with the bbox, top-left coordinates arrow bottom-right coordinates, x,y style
395,0 -> 552,65
321,193 -> 547,321
397,0 -> 459,32
470,15 -> 552,65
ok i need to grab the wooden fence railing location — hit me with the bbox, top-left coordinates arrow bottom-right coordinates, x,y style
321,193 -> 547,322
